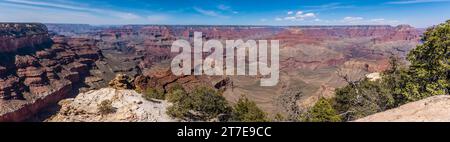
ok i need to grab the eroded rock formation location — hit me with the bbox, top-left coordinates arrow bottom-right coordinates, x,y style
0,24 -> 104,122
47,88 -> 176,122
134,63 -> 231,94
0,23 -> 52,53
47,24 -> 422,117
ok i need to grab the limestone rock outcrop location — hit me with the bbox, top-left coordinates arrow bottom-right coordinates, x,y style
356,95 -> 450,122
47,88 -> 176,122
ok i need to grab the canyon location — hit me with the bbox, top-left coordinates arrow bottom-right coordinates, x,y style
0,23 -> 422,121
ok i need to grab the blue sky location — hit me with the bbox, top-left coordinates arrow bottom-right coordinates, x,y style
0,0 -> 449,27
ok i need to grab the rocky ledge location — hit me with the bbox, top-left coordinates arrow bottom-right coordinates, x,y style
356,95 -> 450,122
47,88 -> 176,122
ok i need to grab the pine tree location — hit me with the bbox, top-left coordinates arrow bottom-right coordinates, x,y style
231,96 -> 267,122
400,20 -> 450,101
301,98 -> 342,122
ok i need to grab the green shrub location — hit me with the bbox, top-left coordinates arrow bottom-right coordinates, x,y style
142,87 -> 165,100
166,86 -> 231,121
273,113 -> 286,122
397,20 -> 450,102
166,84 -> 188,103
166,85 -> 191,119
189,87 -> 231,120
333,79 -> 394,121
167,103 -> 190,119
301,20 -> 450,122
231,96 -> 267,122
97,100 -> 115,115
300,98 -> 342,122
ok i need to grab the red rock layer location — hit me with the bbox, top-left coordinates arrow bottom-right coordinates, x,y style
0,23 -> 51,52
0,24 -> 103,121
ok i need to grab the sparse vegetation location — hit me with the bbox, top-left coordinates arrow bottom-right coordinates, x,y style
273,113 -> 286,122
189,87 -> 231,120
166,84 -> 187,103
142,87 -> 165,100
333,79 -> 394,121
305,20 -> 450,121
166,86 -> 231,121
231,95 -> 267,122
166,103 -> 190,119
97,100 -> 115,115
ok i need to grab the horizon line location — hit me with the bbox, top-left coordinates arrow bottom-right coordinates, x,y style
0,22 -> 426,28
42,22 -> 419,28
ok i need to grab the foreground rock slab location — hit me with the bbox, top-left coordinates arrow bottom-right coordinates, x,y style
47,88 -> 177,122
356,95 -> 450,122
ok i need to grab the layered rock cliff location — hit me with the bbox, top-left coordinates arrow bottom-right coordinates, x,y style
0,23 -> 52,52
0,23 -> 104,122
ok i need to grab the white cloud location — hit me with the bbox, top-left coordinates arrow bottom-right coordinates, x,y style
342,16 -> 364,23
284,16 -> 296,20
304,2 -> 354,11
116,13 -> 141,20
369,18 -> 400,24
278,10 -> 316,21
217,4 -> 238,14
2,0 -> 145,21
387,0 -> 450,4
0,0 -> 169,24
370,18 -> 386,22
194,7 -> 229,18
4,0 -> 89,11
218,4 -> 230,11
339,17 -> 400,25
